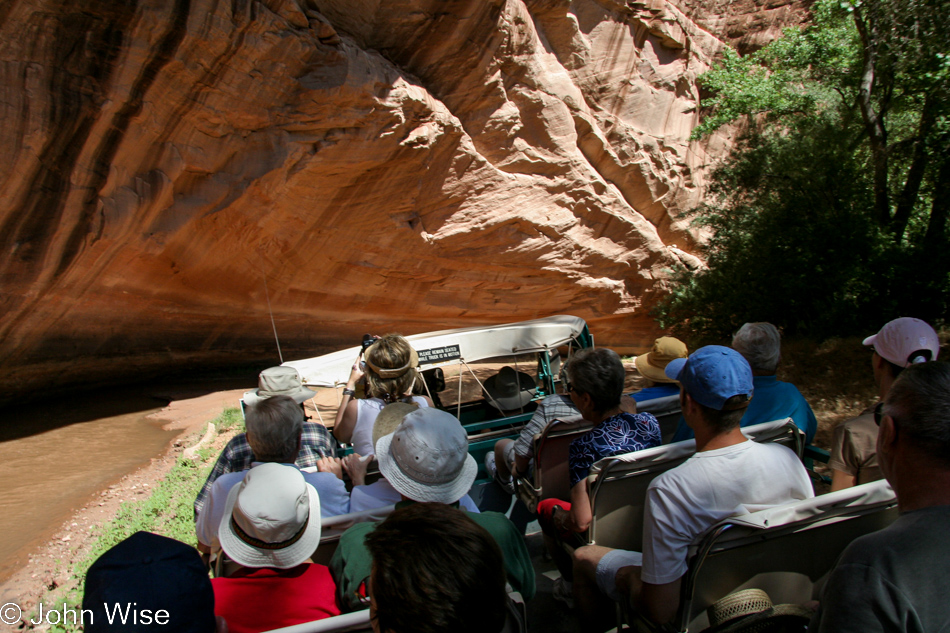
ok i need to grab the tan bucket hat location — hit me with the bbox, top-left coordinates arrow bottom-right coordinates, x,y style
635,336 -> 688,384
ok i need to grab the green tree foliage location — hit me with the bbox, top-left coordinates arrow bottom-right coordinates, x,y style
660,0 -> 950,339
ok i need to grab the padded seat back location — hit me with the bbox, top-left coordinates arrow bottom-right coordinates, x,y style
676,480 -> 898,632
514,418 -> 594,513
587,419 -> 804,551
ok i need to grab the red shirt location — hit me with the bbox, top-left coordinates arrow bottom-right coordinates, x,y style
212,564 -> 340,633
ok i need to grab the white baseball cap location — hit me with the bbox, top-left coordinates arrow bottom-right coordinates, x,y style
863,317 -> 939,368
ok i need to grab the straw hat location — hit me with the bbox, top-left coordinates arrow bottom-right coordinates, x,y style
704,589 -> 813,633
372,401 -> 420,450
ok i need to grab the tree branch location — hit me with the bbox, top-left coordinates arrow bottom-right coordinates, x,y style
851,4 -> 891,226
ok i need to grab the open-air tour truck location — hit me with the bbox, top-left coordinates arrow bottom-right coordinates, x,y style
282,315 -> 594,478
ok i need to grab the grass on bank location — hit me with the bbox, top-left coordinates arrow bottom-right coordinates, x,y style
34,408 -> 243,633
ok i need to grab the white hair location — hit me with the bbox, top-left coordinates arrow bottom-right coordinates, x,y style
732,322 -> 781,374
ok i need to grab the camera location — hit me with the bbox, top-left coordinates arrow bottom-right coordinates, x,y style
361,334 -> 380,353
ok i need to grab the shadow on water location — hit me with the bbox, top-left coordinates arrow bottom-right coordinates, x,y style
0,367 -> 260,584
0,364 -> 263,443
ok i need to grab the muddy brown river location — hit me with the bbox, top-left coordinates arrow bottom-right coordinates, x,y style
0,389 -> 188,583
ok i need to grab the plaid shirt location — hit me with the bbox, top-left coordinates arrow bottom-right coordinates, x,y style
193,421 -> 334,516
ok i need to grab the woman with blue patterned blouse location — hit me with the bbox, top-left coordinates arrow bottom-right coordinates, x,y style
536,347 -> 661,601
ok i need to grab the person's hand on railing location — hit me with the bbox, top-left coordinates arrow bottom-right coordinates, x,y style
343,453 -> 372,486
317,456 -> 344,480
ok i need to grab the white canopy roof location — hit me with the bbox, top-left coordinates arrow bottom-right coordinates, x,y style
283,315 -> 589,388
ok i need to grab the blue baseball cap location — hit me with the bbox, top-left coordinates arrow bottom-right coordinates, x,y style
664,345 -> 754,410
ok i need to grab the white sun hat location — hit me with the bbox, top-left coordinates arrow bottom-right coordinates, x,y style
375,407 -> 477,504
218,463 -> 321,569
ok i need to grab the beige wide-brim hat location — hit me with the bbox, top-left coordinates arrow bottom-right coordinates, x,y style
704,589 -> 813,633
218,463 -> 321,569
376,407 -> 477,504
243,366 -> 316,406
635,336 -> 688,383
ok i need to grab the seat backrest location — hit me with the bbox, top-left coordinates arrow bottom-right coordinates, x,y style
310,504 -> 396,565
676,480 -> 899,632
636,395 -> 682,444
587,419 -> 804,551
261,609 -> 373,633
514,417 -> 594,512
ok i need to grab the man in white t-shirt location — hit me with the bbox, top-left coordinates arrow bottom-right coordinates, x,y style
572,346 -> 814,631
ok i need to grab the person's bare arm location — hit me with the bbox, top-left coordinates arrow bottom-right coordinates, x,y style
830,468 -> 856,492
333,361 -> 364,442
560,479 -> 593,533
333,399 -> 359,443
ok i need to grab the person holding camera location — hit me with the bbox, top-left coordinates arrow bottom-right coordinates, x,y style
332,334 -> 432,456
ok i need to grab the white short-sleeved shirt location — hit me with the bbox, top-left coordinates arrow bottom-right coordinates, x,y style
353,397 -> 429,457
641,440 -> 814,585
349,478 -> 479,514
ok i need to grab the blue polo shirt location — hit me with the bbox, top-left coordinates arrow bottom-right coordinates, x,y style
671,375 -> 818,444
629,383 -> 680,402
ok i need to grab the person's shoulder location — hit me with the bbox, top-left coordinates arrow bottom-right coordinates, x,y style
540,394 -> 575,411
302,421 -> 330,434
835,521 -> 902,570
467,510 -> 519,534
775,379 -> 807,398
746,438 -> 803,464
223,432 -> 250,448
340,519 -> 378,543
835,409 -> 877,436
213,470 -> 247,489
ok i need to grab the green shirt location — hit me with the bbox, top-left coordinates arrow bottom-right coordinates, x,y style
329,501 -> 537,612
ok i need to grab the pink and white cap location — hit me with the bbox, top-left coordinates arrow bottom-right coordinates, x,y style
863,317 -> 940,368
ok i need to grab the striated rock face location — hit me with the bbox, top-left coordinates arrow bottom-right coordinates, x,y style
0,0 -> 807,404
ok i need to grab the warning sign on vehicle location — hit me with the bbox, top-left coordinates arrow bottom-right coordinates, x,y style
416,344 -> 462,365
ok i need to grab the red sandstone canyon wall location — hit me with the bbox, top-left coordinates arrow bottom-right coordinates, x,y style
0,0 -> 808,403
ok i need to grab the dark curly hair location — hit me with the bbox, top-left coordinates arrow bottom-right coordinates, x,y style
365,503 -> 508,633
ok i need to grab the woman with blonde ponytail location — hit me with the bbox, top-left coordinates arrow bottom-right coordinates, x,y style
332,334 -> 432,456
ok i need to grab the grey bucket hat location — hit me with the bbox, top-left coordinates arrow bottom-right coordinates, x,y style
376,407 -> 477,504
